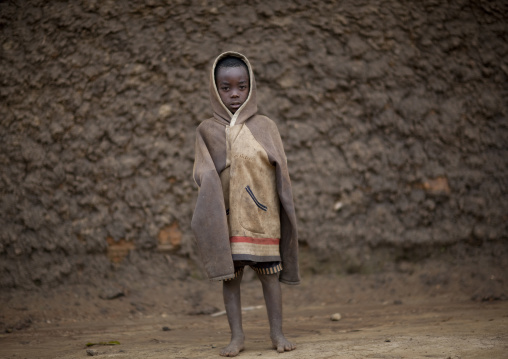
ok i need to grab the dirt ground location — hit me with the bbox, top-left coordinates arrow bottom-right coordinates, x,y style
1,268 -> 507,359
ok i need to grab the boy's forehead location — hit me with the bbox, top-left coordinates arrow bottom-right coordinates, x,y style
216,66 -> 249,81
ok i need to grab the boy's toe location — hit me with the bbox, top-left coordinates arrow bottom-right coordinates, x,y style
272,335 -> 295,353
220,350 -> 235,357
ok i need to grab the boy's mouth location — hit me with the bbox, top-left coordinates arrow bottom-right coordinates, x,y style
230,102 -> 242,109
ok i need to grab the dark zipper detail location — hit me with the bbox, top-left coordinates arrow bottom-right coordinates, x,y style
245,185 -> 267,211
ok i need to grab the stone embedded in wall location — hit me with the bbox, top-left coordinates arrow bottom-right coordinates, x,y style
421,177 -> 451,195
158,104 -> 173,119
157,222 -> 182,254
106,237 -> 135,264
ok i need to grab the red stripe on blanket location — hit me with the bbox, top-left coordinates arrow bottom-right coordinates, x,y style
230,236 -> 280,245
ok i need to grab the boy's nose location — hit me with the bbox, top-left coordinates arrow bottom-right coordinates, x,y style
231,89 -> 239,97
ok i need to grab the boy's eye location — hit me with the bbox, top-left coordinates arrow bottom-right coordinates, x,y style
221,87 -> 229,91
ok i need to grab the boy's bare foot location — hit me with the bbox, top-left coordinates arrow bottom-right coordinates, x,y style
271,333 -> 296,353
220,336 -> 245,357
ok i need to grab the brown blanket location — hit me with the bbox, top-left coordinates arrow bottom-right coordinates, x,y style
191,51 -> 300,285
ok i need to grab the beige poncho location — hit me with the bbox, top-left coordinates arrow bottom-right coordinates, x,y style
191,52 -> 300,285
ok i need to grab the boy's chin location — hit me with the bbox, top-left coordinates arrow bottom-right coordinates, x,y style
229,104 -> 242,113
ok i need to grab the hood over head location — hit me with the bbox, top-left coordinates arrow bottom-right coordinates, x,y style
210,51 -> 258,126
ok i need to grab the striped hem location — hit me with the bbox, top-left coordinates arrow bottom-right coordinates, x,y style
252,263 -> 283,275
230,236 -> 280,245
230,236 -> 280,259
210,273 -> 236,282
232,254 -> 281,262
223,267 -> 244,281
223,263 -> 283,281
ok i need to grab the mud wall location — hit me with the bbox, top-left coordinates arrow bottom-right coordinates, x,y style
1,0 -> 507,287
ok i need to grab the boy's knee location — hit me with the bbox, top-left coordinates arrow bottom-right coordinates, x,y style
257,272 -> 279,284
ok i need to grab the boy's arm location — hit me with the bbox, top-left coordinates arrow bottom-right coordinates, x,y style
191,126 -> 235,281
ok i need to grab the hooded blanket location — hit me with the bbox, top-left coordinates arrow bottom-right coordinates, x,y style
191,51 -> 300,285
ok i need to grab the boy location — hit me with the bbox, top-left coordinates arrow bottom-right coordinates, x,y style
192,52 -> 300,357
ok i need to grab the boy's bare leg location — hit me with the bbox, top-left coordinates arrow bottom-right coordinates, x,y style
221,271 -> 245,357
257,273 -> 296,353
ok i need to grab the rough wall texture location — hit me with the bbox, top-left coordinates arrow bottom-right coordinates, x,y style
1,0 -> 507,288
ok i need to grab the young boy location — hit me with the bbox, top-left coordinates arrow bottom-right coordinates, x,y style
192,51 -> 300,357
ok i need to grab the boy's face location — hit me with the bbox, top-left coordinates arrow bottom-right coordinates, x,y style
215,66 -> 250,114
